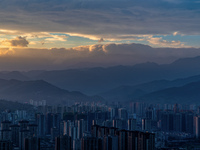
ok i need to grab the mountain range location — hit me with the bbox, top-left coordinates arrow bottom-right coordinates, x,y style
100,74 -> 200,100
1,56 -> 200,104
139,81 -> 200,104
0,79 -> 103,105
26,56 -> 200,94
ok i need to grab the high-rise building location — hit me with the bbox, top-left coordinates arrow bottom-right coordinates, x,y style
108,108 -> 115,119
46,113 -> 53,135
64,120 -> 71,136
118,108 -> 128,120
73,139 -> 81,150
0,120 -> 12,141
161,112 -> 173,132
103,120 -> 112,128
24,137 -> 40,150
194,115 -> 200,139
54,113 -> 61,129
0,140 -> 13,150
51,127 -> 59,141
128,131 -> 139,150
78,119 -> 86,139
69,125 -> 78,140
173,113 -> 182,132
81,136 -> 102,150
103,135 -> 118,150
36,113 -> 46,136
55,135 -> 72,150
113,119 -> 123,129
137,132 -> 155,150
10,124 -> 20,147
118,130 -> 128,150
1,120 -> 11,130
27,124 -> 38,137
142,118 -> 151,131
145,107 -> 156,121
91,124 -> 155,150
173,103 -> 179,113
185,113 -> 194,134
19,129 -> 30,150
18,120 -> 29,130
128,119 -> 136,131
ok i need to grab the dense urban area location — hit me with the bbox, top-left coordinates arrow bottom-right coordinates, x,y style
0,99 -> 200,149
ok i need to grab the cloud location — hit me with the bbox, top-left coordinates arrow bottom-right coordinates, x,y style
44,35 -> 68,42
0,43 -> 200,70
98,38 -> 104,43
0,48 -> 15,55
147,37 -> 185,48
173,32 -> 178,36
0,29 -> 187,49
1,36 -> 29,47
0,0 -> 199,70
0,0 -> 199,38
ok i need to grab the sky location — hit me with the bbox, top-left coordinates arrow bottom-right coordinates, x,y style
0,0 -> 200,70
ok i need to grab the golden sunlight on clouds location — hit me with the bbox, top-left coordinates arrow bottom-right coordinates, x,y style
66,33 -> 100,41
0,43 -> 199,70
45,35 -> 68,42
0,48 -> 15,56
66,32 -> 153,42
0,29 -> 19,35
0,28 -> 189,50
147,37 -> 185,48
0,36 -> 29,48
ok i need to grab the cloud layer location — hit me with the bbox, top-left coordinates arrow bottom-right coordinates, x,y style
0,0 -> 199,40
1,36 -> 29,47
0,43 -> 200,71
0,0 -> 199,71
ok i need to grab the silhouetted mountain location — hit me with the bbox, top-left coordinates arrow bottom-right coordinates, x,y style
32,56 -> 200,94
139,81 -> 200,104
22,70 -> 46,78
0,71 -> 29,81
2,56 -> 200,95
100,74 -> 200,101
0,79 -> 103,105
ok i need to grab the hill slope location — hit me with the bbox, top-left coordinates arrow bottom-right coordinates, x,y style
139,81 -> 200,104
0,79 -> 103,105
100,74 -> 200,101
0,99 -> 33,112
1,56 -> 200,95
31,56 -> 200,94
0,71 -> 29,80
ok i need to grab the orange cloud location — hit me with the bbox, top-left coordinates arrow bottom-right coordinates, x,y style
147,37 -> 186,48
1,36 -> 29,47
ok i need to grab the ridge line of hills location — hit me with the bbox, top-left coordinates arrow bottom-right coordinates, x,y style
138,81 -> 200,104
1,56 -> 200,104
0,79 -> 103,105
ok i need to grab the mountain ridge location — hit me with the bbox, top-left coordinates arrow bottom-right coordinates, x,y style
138,81 -> 200,104
1,56 -> 200,95
0,79 -> 103,105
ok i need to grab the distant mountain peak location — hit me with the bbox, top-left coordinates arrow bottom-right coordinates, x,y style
172,56 -> 200,65
0,79 -> 103,105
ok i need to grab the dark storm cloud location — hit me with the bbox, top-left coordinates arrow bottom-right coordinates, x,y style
1,36 -> 29,47
0,0 -> 199,38
98,38 -> 104,43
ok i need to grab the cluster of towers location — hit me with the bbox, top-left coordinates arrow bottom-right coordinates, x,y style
0,120 -> 39,150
